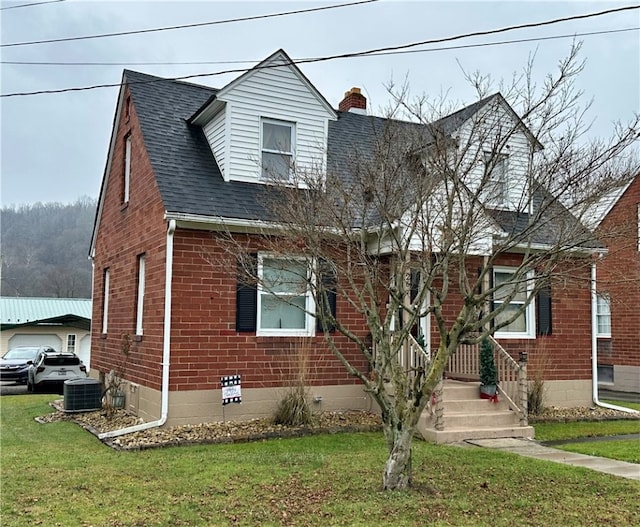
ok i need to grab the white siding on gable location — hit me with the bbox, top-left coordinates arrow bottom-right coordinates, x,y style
211,56 -> 334,184
203,108 -> 227,180
455,101 -> 532,212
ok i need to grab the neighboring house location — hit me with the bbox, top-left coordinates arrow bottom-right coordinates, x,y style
592,174 -> 640,393
0,297 -> 92,367
90,49 -> 598,430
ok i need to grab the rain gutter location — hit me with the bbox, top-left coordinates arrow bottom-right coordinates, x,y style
99,219 -> 177,439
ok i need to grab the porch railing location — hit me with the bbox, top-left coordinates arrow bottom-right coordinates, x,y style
373,332 -> 431,383
446,336 -> 528,425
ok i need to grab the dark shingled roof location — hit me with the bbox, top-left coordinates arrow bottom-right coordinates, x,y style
124,70 -> 592,248
126,70 -> 275,221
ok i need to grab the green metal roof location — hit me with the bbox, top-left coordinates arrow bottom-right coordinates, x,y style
0,297 -> 92,325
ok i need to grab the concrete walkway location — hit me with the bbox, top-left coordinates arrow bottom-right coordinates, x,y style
466,438 -> 640,481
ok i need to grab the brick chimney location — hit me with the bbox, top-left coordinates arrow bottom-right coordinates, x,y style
338,87 -> 367,114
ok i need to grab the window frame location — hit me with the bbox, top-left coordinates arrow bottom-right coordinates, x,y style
66,334 -> 77,353
261,118 -> 295,181
493,266 -> 536,339
123,134 -> 131,203
102,268 -> 110,334
256,254 -> 315,337
483,151 -> 509,207
596,293 -> 611,338
136,253 -> 146,336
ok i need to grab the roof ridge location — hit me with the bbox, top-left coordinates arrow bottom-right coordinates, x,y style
124,69 -> 219,93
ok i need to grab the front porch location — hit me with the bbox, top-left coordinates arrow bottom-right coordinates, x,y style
417,379 -> 534,443
383,335 -> 534,444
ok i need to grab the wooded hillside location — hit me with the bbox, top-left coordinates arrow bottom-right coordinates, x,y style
1,198 -> 96,298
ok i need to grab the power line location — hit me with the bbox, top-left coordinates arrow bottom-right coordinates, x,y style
0,0 -> 64,11
2,5 -> 639,98
0,0 -> 379,48
2,27 -> 637,67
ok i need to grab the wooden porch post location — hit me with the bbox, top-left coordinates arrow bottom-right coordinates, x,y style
518,352 -> 528,426
434,376 -> 445,431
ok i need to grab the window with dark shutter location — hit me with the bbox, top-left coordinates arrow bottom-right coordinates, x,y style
236,255 -> 257,332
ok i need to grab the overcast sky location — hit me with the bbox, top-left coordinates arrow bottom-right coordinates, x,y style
1,0 -> 638,206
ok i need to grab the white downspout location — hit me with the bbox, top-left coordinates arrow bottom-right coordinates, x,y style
590,261 -> 638,414
99,219 -> 177,439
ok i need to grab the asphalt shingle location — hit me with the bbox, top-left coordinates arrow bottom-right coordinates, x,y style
124,70 -> 595,248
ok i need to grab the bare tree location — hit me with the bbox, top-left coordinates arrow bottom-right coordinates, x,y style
222,44 -> 639,490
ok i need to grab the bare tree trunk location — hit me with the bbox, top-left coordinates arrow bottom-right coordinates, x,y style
382,425 -> 415,490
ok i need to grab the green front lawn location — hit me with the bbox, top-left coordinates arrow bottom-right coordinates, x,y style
556,440 -> 640,464
534,419 -> 640,442
2,395 -> 639,527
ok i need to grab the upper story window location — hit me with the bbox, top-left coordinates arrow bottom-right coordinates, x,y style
123,134 -> 132,203
257,255 -> 314,336
484,151 -> 508,207
262,119 -> 294,181
596,293 -> 611,337
493,267 -> 535,339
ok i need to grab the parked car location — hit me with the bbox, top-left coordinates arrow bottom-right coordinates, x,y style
0,346 -> 47,384
27,350 -> 87,393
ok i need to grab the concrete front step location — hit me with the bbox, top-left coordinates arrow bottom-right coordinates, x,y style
420,425 -> 535,444
444,398 -> 510,412
440,410 -> 520,428
417,379 -> 530,444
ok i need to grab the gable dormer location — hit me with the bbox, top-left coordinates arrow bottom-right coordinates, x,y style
450,94 -> 542,212
190,50 -> 337,184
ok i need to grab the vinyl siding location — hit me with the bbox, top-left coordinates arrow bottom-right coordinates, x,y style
206,56 -> 333,184
455,101 -> 532,212
203,109 -> 227,180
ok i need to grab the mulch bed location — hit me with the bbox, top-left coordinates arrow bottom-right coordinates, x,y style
37,399 -> 638,451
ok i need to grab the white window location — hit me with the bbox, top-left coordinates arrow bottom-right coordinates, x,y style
136,254 -> 146,336
484,151 -> 508,207
257,255 -> 314,336
124,134 -> 131,203
67,334 -> 76,353
261,119 -> 294,181
493,267 -> 535,339
596,293 -> 611,337
102,268 -> 110,334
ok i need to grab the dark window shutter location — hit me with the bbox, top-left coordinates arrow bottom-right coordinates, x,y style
536,286 -> 552,336
236,254 -> 257,333
316,259 -> 337,333
488,267 -> 495,328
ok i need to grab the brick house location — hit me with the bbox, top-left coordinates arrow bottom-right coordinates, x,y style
90,49 -> 601,436
593,174 -> 640,393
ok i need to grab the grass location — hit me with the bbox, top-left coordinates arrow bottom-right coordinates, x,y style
557,440 -> 640,464
533,401 -> 640,464
2,395 -> 639,527
534,419 -> 640,441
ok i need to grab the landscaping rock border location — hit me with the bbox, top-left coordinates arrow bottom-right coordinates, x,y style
37,400 -> 638,451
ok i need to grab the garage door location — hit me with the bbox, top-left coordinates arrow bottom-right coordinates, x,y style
8,334 -> 62,351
